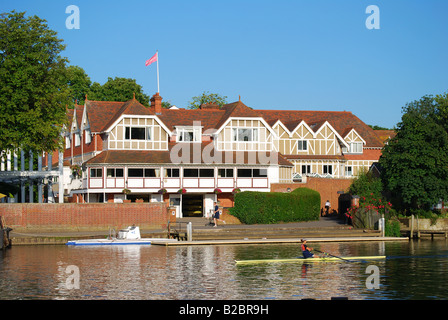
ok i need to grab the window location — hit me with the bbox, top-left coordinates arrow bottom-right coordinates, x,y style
297,140 -> 308,151
349,142 -> 363,153
107,168 -> 124,178
253,169 -> 267,177
125,127 -> 151,140
164,168 -> 180,178
177,128 -> 201,142
183,168 -> 198,177
218,168 -> 234,178
65,136 -> 71,149
237,168 -> 267,178
237,169 -> 252,177
127,168 -> 160,177
90,168 -> 102,178
144,168 -> 160,177
183,168 -> 214,177
199,168 -> 214,177
128,168 -> 144,177
232,128 -> 258,142
301,165 -> 311,174
323,165 -> 333,175
75,132 -> 81,146
345,166 -> 353,177
85,129 -> 92,144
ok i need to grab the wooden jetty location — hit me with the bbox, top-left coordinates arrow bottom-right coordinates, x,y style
1,216 -> 12,250
151,236 -> 409,246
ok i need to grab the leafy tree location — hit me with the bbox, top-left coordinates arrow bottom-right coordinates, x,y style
368,125 -> 391,130
379,95 -> 448,213
67,65 -> 91,105
349,170 -> 383,199
0,11 -> 70,154
87,77 -> 150,106
188,91 -> 227,109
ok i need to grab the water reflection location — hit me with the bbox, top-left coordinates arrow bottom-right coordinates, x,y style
1,240 -> 447,300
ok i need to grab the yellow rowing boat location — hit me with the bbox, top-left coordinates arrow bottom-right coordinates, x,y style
235,256 -> 386,265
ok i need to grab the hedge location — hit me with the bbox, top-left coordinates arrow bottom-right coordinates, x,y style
229,188 -> 321,224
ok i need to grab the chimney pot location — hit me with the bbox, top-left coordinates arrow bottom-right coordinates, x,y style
150,93 -> 163,114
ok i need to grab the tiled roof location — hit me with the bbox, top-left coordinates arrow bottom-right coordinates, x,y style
159,108 -> 225,132
258,109 -> 384,148
82,98 -> 153,133
70,96 -> 384,149
374,130 -> 396,144
83,100 -> 124,132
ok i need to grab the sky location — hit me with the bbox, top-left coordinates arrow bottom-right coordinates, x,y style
2,0 -> 448,129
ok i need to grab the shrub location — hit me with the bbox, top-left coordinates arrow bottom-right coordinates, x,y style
385,219 -> 401,237
229,188 -> 320,224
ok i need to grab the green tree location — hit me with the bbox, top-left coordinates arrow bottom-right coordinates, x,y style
188,91 -> 227,109
87,77 -> 150,106
67,65 -> 91,105
349,169 -> 383,199
379,95 -> 448,213
0,11 -> 70,154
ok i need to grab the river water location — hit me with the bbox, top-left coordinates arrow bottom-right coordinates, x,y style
0,240 -> 447,300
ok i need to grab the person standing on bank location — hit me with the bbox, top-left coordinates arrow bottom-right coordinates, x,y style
325,200 -> 331,216
213,202 -> 220,227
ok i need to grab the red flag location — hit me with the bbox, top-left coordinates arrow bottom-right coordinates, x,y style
145,52 -> 158,66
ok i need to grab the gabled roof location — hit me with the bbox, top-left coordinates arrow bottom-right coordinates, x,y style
80,98 -> 154,133
258,110 -> 384,148
158,108 -> 225,132
67,95 -> 384,149
215,100 -> 261,130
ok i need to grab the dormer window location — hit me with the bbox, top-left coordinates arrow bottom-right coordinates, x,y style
177,127 -> 201,142
74,132 -> 81,146
232,128 -> 258,142
85,129 -> 91,144
349,142 -> 363,153
125,126 -> 152,140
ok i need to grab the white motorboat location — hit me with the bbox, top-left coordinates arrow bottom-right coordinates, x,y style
66,226 -> 175,246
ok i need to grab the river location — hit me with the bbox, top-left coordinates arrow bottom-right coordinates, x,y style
0,240 -> 447,300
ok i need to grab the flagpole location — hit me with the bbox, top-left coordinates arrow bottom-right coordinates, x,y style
156,50 -> 160,93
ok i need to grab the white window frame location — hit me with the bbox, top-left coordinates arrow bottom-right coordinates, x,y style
345,166 -> 353,177
176,127 -> 201,143
349,142 -> 363,154
74,132 -> 80,147
125,126 -> 153,141
232,128 -> 259,142
297,140 -> 308,151
323,165 -> 333,175
85,129 -> 92,144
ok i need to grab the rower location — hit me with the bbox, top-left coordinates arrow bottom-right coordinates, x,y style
301,239 -> 319,259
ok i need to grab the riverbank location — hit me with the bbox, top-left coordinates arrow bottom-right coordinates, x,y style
8,216 -> 408,245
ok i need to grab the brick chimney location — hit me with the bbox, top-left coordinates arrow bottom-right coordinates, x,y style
150,93 -> 163,114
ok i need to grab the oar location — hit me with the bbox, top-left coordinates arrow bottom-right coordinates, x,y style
313,249 -> 353,263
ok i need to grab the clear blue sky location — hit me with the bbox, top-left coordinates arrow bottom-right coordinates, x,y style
3,0 -> 448,129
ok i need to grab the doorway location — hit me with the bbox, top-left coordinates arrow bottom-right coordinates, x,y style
182,194 -> 203,217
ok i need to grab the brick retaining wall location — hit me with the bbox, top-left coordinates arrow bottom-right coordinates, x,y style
0,203 -> 168,232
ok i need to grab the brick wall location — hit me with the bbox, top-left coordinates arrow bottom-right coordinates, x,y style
0,203 -> 168,232
271,177 -> 354,214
